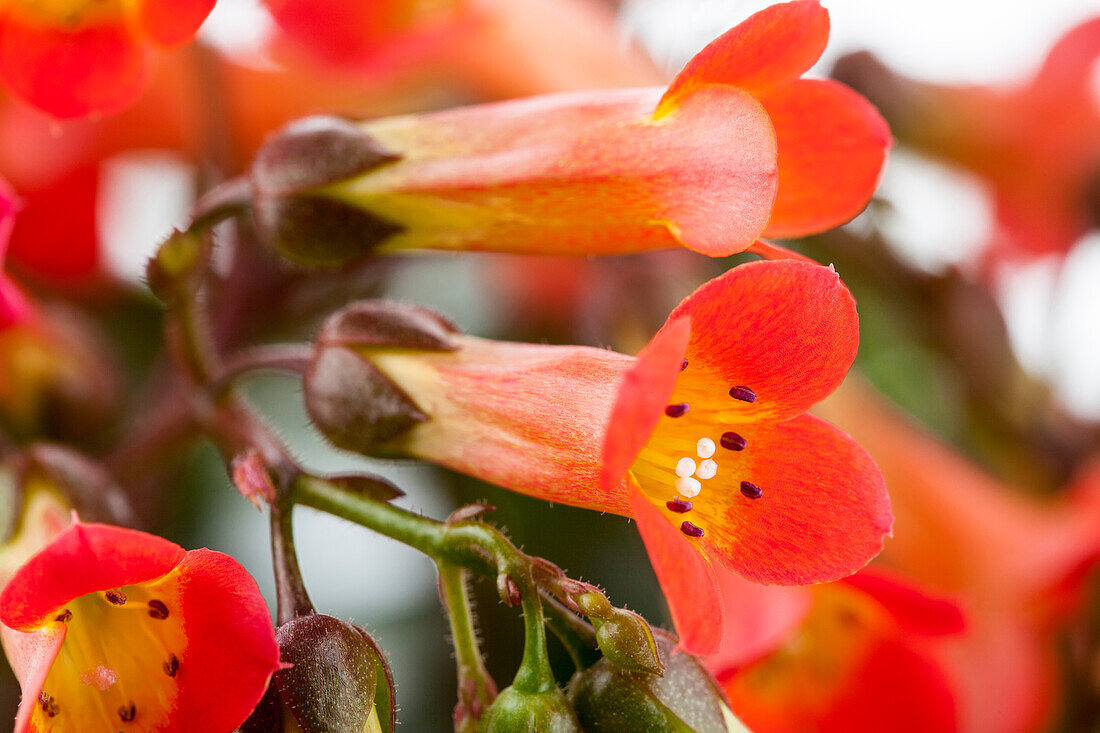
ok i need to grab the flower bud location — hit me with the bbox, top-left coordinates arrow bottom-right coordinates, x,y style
304,300 -> 459,455
590,608 -> 664,676
480,686 -> 580,733
568,631 -> 749,733
273,614 -> 396,733
250,116 -> 404,266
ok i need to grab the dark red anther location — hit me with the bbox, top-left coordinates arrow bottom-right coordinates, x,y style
665,403 -> 690,418
740,481 -> 763,499
147,600 -> 170,620
105,589 -> 127,605
39,691 -> 59,717
163,654 -> 180,677
118,703 -> 136,722
729,386 -> 756,402
54,609 -> 72,623
720,431 -> 747,451
680,521 -> 704,537
666,499 -> 693,513
680,359 -> 689,371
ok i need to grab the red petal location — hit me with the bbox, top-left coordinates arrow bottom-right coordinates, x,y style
843,570 -> 966,637
0,523 -> 185,629
600,317 -> 690,493
1032,16 -> 1100,97
697,413 -> 891,585
169,549 -> 281,731
761,79 -> 890,238
666,259 -> 859,422
659,0 -> 828,113
0,20 -> 148,119
628,478 -> 723,655
822,638 -> 959,733
7,166 -> 100,280
136,0 -> 216,47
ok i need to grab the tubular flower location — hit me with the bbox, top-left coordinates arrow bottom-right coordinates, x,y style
710,569 -> 964,733
304,259 -> 892,654
0,522 -> 280,732
817,380 -> 1100,733
0,0 -> 214,118
833,16 -> 1100,269
250,0 -> 890,266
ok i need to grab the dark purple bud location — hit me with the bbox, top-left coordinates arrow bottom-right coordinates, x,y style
679,521 -> 704,538
54,609 -> 71,623
666,499 -> 693,513
118,703 -> 136,722
680,359 -> 689,372
105,589 -> 127,606
720,431 -> 747,451
728,386 -> 756,402
39,692 -> 59,717
664,403 -> 690,418
740,481 -> 763,499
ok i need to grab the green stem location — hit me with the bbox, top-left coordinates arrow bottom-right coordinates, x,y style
512,570 -> 555,694
437,563 -> 497,720
541,593 -> 600,671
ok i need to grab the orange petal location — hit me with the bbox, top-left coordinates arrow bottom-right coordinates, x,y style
761,79 -> 891,238
136,0 -> 216,47
842,570 -> 965,637
659,0 -> 828,114
696,413 -> 891,585
629,477 -> 723,655
0,20 -> 148,119
709,568 -> 812,670
600,317 -> 690,493
666,259 -> 859,422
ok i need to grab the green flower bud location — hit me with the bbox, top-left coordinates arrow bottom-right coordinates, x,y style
568,632 -> 749,733
480,686 -> 580,733
591,608 -> 664,676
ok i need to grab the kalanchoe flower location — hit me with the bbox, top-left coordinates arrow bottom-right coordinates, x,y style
818,380 -> 1100,733
0,0 -> 215,118
250,1 -> 889,266
833,16 -> 1100,271
0,522 -> 280,732
710,568 -> 965,733
305,260 -> 892,653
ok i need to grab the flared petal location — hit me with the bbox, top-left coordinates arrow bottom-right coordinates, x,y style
136,0 -> 216,47
843,571 -> 965,637
659,0 -> 828,114
0,523 -> 184,629
168,549 -> 283,731
600,317 -> 690,493
761,78 -> 890,238
665,259 -> 859,423
694,413 -> 890,585
1,623 -> 65,733
1032,16 -> 1100,97
629,478 -> 723,655
0,20 -> 148,119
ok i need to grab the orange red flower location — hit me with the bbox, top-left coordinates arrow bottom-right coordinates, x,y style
0,522 -> 280,732
0,0 -> 214,118
710,568 -> 964,733
252,1 -> 889,264
304,260 -> 892,654
818,381 -> 1100,733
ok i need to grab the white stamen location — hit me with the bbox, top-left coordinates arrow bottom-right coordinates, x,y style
696,459 -> 718,480
676,457 -> 697,478
676,476 -> 702,498
696,438 -> 715,459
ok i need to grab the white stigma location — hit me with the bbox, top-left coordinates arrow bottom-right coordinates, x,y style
676,476 -> 702,498
696,438 -> 715,459
696,459 -> 718,480
676,457 -> 697,478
